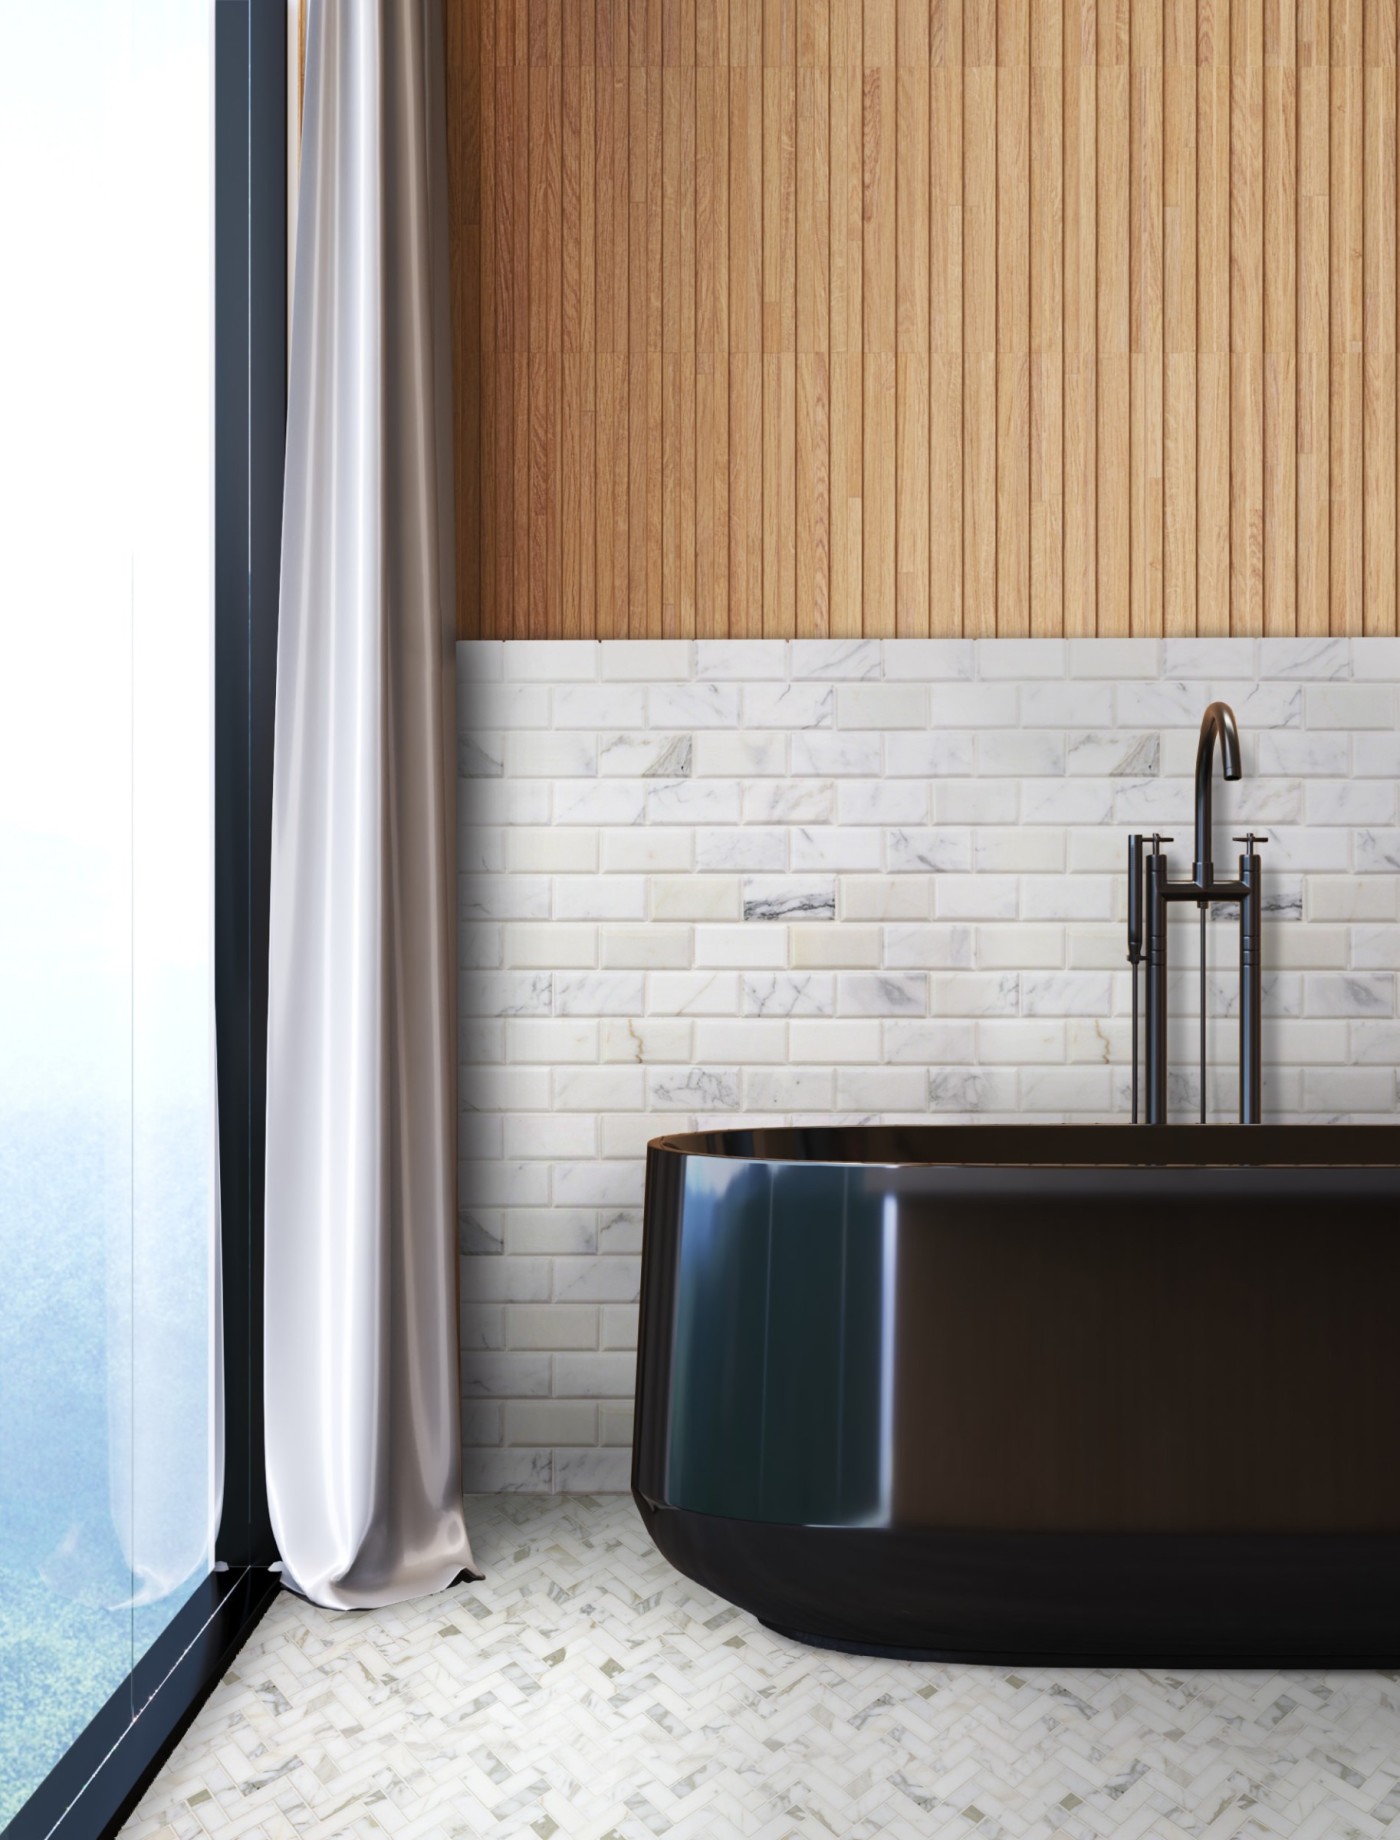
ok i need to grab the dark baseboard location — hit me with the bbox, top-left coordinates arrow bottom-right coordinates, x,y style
6,1568 -> 280,1840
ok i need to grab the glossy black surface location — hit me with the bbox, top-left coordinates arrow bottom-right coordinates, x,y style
633,1124 -> 1400,1662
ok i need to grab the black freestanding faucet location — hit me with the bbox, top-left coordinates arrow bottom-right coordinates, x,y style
1126,701 -> 1263,1125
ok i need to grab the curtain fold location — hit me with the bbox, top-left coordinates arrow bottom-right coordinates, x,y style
265,0 -> 473,1610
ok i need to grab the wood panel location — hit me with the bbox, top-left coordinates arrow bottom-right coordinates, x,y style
445,0 -> 1400,638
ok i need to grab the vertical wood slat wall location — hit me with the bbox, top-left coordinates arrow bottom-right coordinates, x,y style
446,0 -> 1400,640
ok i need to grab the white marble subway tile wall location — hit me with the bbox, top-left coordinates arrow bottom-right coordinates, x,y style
457,636 -> 1400,1490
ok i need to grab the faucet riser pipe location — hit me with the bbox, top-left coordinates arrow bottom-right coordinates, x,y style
1146,850 -> 1170,1126
1240,852 -> 1262,1123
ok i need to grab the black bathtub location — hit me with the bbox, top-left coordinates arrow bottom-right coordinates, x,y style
633,1124 -> 1400,1666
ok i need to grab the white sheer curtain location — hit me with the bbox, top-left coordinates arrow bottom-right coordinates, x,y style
264,0 -> 474,1610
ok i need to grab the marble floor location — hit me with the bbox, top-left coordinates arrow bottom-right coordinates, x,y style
124,1494 -> 1400,1840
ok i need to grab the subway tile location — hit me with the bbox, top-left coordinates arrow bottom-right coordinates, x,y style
461,972 -> 553,1018
505,1402 -> 598,1445
744,682 -> 835,727
842,876 -> 931,919
976,924 -> 1065,968
503,730 -> 597,777
554,779 -> 647,826
693,1019 -> 789,1061
1308,876 -> 1398,921
934,875 -> 1020,919
555,683 -> 648,727
1305,779 -> 1396,826
883,923 -> 975,968
504,1210 -> 598,1255
553,1353 -> 638,1398
743,778 -> 836,823
977,730 -> 1064,776
1306,682 -> 1394,728
1066,638 -> 1160,677
883,1019 -> 977,1063
887,827 -> 974,873
600,926 -> 692,969
646,1066 -> 742,1109
506,827 -> 599,872
929,972 -> 1021,1016
1022,682 -> 1114,727
694,923 -> 790,967
600,1403 -> 636,1444
504,923 -> 598,968
1065,731 -> 1161,776
647,971 -> 742,1014
978,639 -> 1067,678
790,730 -> 883,775
554,1066 -> 647,1110
884,732 -> 977,777
553,1161 -> 647,1207
1353,733 -> 1400,777
792,637 -> 882,678
645,777 -> 742,823
554,1257 -> 642,1304
883,638 -> 977,678
503,1115 -> 597,1167
1256,731 -> 1350,777
602,827 -> 693,872
554,877 -> 647,921
838,973 -> 928,1015
789,1019 -> 882,1062
598,639 -> 693,679
461,1449 -> 553,1490
460,1353 -> 552,1398
928,1067 -> 1019,1111
977,1018 -> 1067,1062
696,730 -> 788,775
555,971 -> 646,1015
1022,972 -> 1114,1016
937,780 -> 1021,824
742,875 -> 837,920
1258,637 -> 1349,679
790,826 -> 883,871
1304,973 -> 1394,1017
651,875 -> 740,921
503,639 -> 599,680
598,732 -> 693,777
554,1449 -> 634,1491
599,1019 -> 692,1063
789,925 -> 883,968
838,779 -> 929,824
973,829 -> 1064,872
837,682 -> 927,727
743,971 -> 836,1016
836,1067 -> 928,1111
744,1066 -> 836,1109
695,638 -> 789,678
1164,638 -> 1256,679
649,682 -> 740,727
695,827 -> 789,872
599,1305 -> 640,1349
1022,876 -> 1116,920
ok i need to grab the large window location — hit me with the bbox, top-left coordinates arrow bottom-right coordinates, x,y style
0,3 -> 216,1820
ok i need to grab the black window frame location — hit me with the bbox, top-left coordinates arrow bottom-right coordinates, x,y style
8,4 -> 286,1833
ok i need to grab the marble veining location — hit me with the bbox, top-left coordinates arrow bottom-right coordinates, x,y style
122,1494 -> 1400,1840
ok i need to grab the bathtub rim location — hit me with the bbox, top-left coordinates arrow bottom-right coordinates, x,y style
646,1120 -> 1400,1171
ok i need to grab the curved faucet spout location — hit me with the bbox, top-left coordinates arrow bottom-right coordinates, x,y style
1194,701 -> 1241,890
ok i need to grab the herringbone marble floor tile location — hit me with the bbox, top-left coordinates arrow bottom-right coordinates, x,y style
121,1494 -> 1400,1840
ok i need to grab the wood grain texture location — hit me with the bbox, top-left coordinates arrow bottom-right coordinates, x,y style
445,0 -> 1400,637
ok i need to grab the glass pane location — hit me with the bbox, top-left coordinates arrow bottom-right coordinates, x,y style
0,3 -> 215,1819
